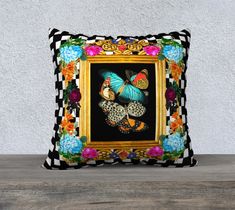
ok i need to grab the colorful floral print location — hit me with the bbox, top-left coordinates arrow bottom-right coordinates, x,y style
85,45 -> 102,56
109,151 -> 119,159
127,152 -> 137,159
69,89 -> 81,104
117,44 -> 127,51
170,62 -> 183,81
81,148 -> 99,159
59,134 -> 83,155
162,133 -> 185,153
61,61 -> 75,82
60,113 -> 75,135
146,146 -> 164,157
56,35 -> 187,164
170,112 -> 183,133
143,46 -> 161,56
60,45 -> 83,64
162,45 -> 183,63
165,87 -> 176,102
118,151 -> 129,160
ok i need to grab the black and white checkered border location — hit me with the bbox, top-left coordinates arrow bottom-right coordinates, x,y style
43,28 -> 197,169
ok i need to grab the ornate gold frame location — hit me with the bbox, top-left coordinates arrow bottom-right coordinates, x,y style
79,55 -> 166,150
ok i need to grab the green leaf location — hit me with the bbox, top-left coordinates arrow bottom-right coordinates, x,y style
158,54 -> 165,60
159,135 -> 167,142
63,90 -> 68,103
162,153 -> 170,161
177,94 -> 181,103
60,38 -> 85,49
80,136 -> 87,143
161,38 -> 171,42
172,81 -> 178,89
80,52 -> 87,61
61,60 -> 67,68
161,38 -> 173,45
69,38 -> 84,46
176,127 -> 183,134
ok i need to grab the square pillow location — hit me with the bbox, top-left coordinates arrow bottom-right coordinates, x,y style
43,28 -> 197,169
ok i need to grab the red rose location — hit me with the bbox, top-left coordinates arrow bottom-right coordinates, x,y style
69,89 -> 81,103
165,87 -> 176,102
119,151 -> 128,159
118,45 -> 126,51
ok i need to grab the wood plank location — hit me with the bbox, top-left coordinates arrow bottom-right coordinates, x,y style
0,155 -> 234,209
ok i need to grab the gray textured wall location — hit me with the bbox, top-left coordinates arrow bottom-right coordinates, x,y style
0,0 -> 234,154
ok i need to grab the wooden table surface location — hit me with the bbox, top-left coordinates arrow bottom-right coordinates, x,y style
0,155 -> 234,210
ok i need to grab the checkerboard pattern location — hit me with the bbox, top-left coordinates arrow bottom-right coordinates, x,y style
43,28 -> 197,169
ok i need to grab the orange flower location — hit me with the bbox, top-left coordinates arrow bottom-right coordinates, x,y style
65,122 -> 75,133
172,111 -> 179,119
65,113 -> 73,121
60,113 -> 75,134
61,119 -> 68,128
170,121 -> 179,131
170,62 -> 182,81
67,61 -> 75,72
176,118 -> 183,126
170,112 -> 183,132
61,61 -> 75,82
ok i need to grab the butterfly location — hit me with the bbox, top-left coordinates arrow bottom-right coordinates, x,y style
99,100 -> 148,134
126,69 -> 149,90
100,70 -> 149,103
99,78 -> 116,101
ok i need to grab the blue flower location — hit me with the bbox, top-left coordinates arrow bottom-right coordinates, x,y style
59,134 -> 83,155
125,38 -> 134,43
127,152 -> 137,159
60,45 -> 83,64
109,152 -> 119,159
163,45 -> 183,63
112,39 -> 119,44
163,133 -> 185,153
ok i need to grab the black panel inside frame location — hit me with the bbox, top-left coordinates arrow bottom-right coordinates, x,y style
90,63 -> 156,141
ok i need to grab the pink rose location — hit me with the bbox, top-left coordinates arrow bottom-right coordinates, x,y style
85,46 -> 102,56
81,147 -> 98,159
146,146 -> 164,157
143,46 -> 161,56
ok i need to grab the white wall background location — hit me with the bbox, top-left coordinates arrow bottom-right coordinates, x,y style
0,0 -> 234,154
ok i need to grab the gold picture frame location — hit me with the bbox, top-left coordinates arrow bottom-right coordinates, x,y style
79,55 -> 166,150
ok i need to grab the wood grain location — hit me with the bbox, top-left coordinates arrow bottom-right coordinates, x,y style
0,155 -> 234,210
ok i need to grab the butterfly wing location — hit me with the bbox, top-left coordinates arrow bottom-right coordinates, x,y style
127,118 -> 148,132
119,84 -> 145,103
99,100 -> 126,125
99,78 -> 115,101
107,104 -> 126,124
98,100 -> 114,114
101,71 -> 124,93
127,101 -> 146,117
125,69 -> 135,80
101,71 -> 146,103
130,69 -> 149,90
118,117 -> 148,134
117,118 -> 132,134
